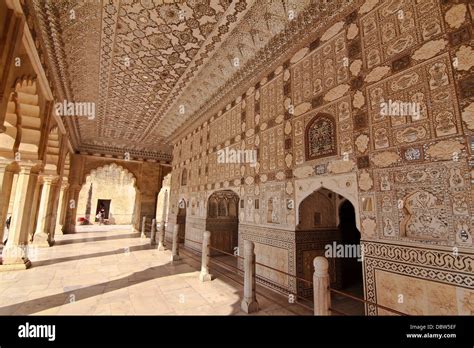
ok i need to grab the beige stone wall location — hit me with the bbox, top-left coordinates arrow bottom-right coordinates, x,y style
156,173 -> 170,223
169,0 -> 474,313
65,155 -> 168,233
77,164 -> 136,225
375,269 -> 474,315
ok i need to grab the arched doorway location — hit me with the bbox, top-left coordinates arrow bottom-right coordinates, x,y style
177,198 -> 186,243
206,190 -> 239,255
296,187 -> 362,299
339,200 -> 362,290
77,163 -> 137,226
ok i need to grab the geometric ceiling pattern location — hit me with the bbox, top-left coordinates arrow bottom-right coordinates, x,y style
22,0 -> 343,161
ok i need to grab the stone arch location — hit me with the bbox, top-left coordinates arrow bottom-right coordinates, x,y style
205,186 -> 241,202
0,76 -> 41,160
81,162 -> 139,189
77,163 -> 138,225
294,173 -> 360,230
296,184 -> 363,300
305,112 -> 337,161
44,125 -> 60,174
297,189 -> 335,229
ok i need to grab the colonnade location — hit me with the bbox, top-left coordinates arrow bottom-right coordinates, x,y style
0,158 -> 72,270
0,1 -> 72,270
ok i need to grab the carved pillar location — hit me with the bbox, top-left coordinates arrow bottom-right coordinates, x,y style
132,190 -> 141,233
32,175 -> 58,247
150,218 -> 156,246
0,161 -> 15,243
241,239 -> 259,313
1,161 -> 39,269
62,185 -> 80,234
313,256 -> 331,316
55,181 -> 68,235
171,224 -> 180,261
157,221 -> 166,251
140,216 -> 146,239
157,190 -> 168,250
28,179 -> 42,242
199,231 -> 212,282
46,178 -> 61,244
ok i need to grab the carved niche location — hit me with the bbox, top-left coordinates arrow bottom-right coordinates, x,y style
305,113 -> 338,160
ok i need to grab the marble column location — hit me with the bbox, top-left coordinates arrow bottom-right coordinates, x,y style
0,161 -> 15,244
55,181 -> 68,235
241,239 -> 259,313
1,162 -> 39,269
150,218 -> 157,246
28,179 -> 42,243
32,175 -> 57,247
62,185 -> 80,234
132,190 -> 141,233
157,222 -> 166,251
199,231 -> 212,282
313,256 -> 331,315
140,216 -> 146,239
47,179 -> 61,244
157,191 -> 167,251
171,224 -> 180,261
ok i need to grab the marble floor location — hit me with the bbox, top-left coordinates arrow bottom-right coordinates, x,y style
0,225 -> 313,315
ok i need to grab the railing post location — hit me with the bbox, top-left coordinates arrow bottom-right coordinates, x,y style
313,256 -> 331,315
157,221 -> 166,251
199,231 -> 212,282
140,216 -> 146,239
150,218 -> 156,246
241,239 -> 259,314
171,224 -> 180,261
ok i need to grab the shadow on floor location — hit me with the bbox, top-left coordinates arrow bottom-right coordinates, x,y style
0,264 -> 178,315
32,244 -> 156,268
330,282 -> 365,315
0,258 -> 245,315
54,233 -> 140,246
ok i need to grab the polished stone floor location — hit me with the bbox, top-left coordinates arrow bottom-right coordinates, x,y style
0,225 -> 313,315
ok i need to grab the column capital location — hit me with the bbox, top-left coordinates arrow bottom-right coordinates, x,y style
61,181 -> 69,190
16,160 -> 42,173
0,159 -> 15,172
40,174 -> 60,184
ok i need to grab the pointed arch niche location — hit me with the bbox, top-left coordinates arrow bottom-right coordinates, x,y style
294,173 -> 363,308
206,190 -> 240,255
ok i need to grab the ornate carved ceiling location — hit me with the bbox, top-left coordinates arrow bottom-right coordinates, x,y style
22,0 -> 343,161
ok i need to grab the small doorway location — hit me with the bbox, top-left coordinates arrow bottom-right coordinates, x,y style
206,190 -> 239,255
296,188 -> 363,296
339,200 -> 362,291
177,199 -> 186,243
96,199 -> 111,220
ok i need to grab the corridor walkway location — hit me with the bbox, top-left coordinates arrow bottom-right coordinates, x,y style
0,226 -> 311,315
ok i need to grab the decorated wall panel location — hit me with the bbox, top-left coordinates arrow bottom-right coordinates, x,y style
168,0 -> 474,314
